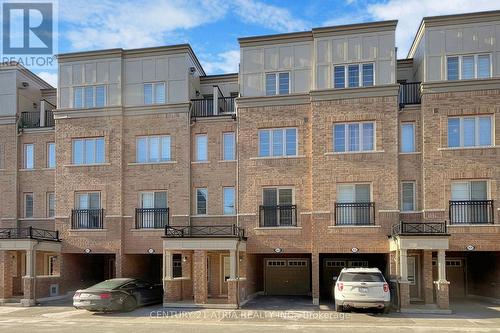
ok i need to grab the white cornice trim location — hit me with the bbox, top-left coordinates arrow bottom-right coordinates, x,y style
237,93 -> 310,108
311,85 -> 399,101
422,78 -> 500,94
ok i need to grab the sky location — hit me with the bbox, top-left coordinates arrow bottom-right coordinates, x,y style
33,0 -> 500,87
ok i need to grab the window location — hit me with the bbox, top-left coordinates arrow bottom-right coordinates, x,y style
334,122 -> 374,152
47,192 -> 55,218
447,116 -> 492,148
451,181 -> 487,201
47,143 -> 56,168
139,191 -> 168,228
140,191 -> 167,209
447,54 -> 491,80
172,254 -> 182,278
47,255 -> 57,276
74,85 -> 106,108
144,82 -> 166,104
336,184 -> 372,225
333,63 -> 374,88
265,72 -> 290,95
262,187 -> 294,226
136,136 -> 171,163
337,184 -> 371,203
24,193 -> 33,218
196,188 -> 208,215
76,192 -> 101,209
72,137 -> 105,165
195,134 -> 208,161
258,128 -> 297,157
401,182 -> 415,212
223,187 -> 235,215
24,144 -> 34,169
400,123 -> 415,153
223,132 -> 235,160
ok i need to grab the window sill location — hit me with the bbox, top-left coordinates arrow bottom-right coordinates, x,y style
250,155 -> 306,160
399,152 -> 421,155
69,229 -> 107,232
63,163 -> 111,167
18,168 -> 36,171
438,146 -> 498,151
328,225 -> 381,228
325,150 -> 385,156
128,161 -> 177,166
218,160 -> 236,163
18,218 -> 55,221
191,161 -> 210,164
400,211 -> 420,214
447,224 -> 499,227
130,228 -> 164,232
254,226 -> 302,230
191,214 -> 236,218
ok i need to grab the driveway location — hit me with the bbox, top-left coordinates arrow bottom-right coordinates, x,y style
0,297 -> 498,332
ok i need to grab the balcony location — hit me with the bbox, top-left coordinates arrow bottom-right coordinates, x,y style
191,97 -> 236,118
135,208 -> 169,229
259,205 -> 297,227
71,209 -> 104,229
164,225 -> 245,239
449,200 -> 494,224
0,227 -> 60,241
19,109 -> 55,129
391,221 -> 448,236
398,82 -> 421,108
334,202 -> 375,226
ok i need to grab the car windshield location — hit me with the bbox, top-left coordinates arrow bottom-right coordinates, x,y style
87,279 -> 130,290
339,272 -> 384,282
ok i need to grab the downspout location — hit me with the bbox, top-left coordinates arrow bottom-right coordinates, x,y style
188,102 -> 194,228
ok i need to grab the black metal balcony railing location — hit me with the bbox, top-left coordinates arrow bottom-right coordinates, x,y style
191,97 -> 236,117
259,205 -> 297,227
334,202 -> 375,226
135,208 -> 169,229
398,82 -> 421,108
165,225 -> 245,239
0,227 -> 60,241
71,209 -> 104,229
449,200 -> 494,224
19,109 -> 55,128
391,221 -> 448,236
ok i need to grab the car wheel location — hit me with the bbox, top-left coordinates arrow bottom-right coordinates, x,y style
122,296 -> 137,312
382,306 -> 390,314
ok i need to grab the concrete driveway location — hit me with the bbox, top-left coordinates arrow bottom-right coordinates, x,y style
0,296 -> 498,332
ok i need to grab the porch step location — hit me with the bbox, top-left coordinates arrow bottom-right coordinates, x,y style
400,304 -> 452,315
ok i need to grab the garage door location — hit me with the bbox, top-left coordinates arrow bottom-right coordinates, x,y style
265,258 -> 310,295
433,258 -> 466,298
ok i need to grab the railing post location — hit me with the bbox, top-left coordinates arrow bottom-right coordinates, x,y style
213,86 -> 219,115
40,100 -> 46,127
56,230 -> 59,241
28,226 -> 33,239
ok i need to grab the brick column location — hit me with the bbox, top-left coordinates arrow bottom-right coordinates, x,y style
21,277 -> 35,306
114,252 -> 123,278
434,281 -> 450,309
163,279 -> 182,302
399,281 -> 411,308
227,279 -> 238,305
311,252 -> 319,305
193,250 -> 208,304
0,251 -> 13,301
422,250 -> 434,304
181,251 -> 193,300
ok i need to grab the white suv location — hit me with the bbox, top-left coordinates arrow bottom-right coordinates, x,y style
332,267 -> 390,313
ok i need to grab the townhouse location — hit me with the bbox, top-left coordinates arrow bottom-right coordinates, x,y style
0,10 -> 499,311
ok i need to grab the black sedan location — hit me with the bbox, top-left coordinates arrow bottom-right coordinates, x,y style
73,278 -> 163,312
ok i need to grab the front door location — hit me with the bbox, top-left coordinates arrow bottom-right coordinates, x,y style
408,255 -> 421,301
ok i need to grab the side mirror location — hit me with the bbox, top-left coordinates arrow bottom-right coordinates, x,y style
332,276 -> 338,281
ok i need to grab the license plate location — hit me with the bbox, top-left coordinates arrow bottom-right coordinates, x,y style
359,287 -> 368,293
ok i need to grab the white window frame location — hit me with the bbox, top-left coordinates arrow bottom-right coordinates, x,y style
47,192 -> 55,218
195,188 -> 208,215
222,187 -> 236,215
75,192 -> 101,209
400,123 -> 416,153
136,135 -> 171,163
139,191 -> 168,208
451,180 -> 490,201
72,137 -> 106,165
261,186 -> 295,205
144,82 -> 166,105
258,127 -> 298,157
446,54 -> 492,80
333,62 -> 375,88
333,121 -> 376,152
47,142 -> 56,168
401,181 -> 416,212
336,183 -> 372,203
195,134 -> 208,161
265,72 -> 290,96
222,132 -> 236,161
24,143 -> 34,169
24,193 -> 34,218
447,116 -> 493,148
73,85 -> 107,108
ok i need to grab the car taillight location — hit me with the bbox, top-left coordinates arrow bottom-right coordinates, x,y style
337,282 -> 344,291
383,283 -> 389,293
99,293 -> 111,299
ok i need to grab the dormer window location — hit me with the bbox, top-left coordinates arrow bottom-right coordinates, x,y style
334,63 -> 374,88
